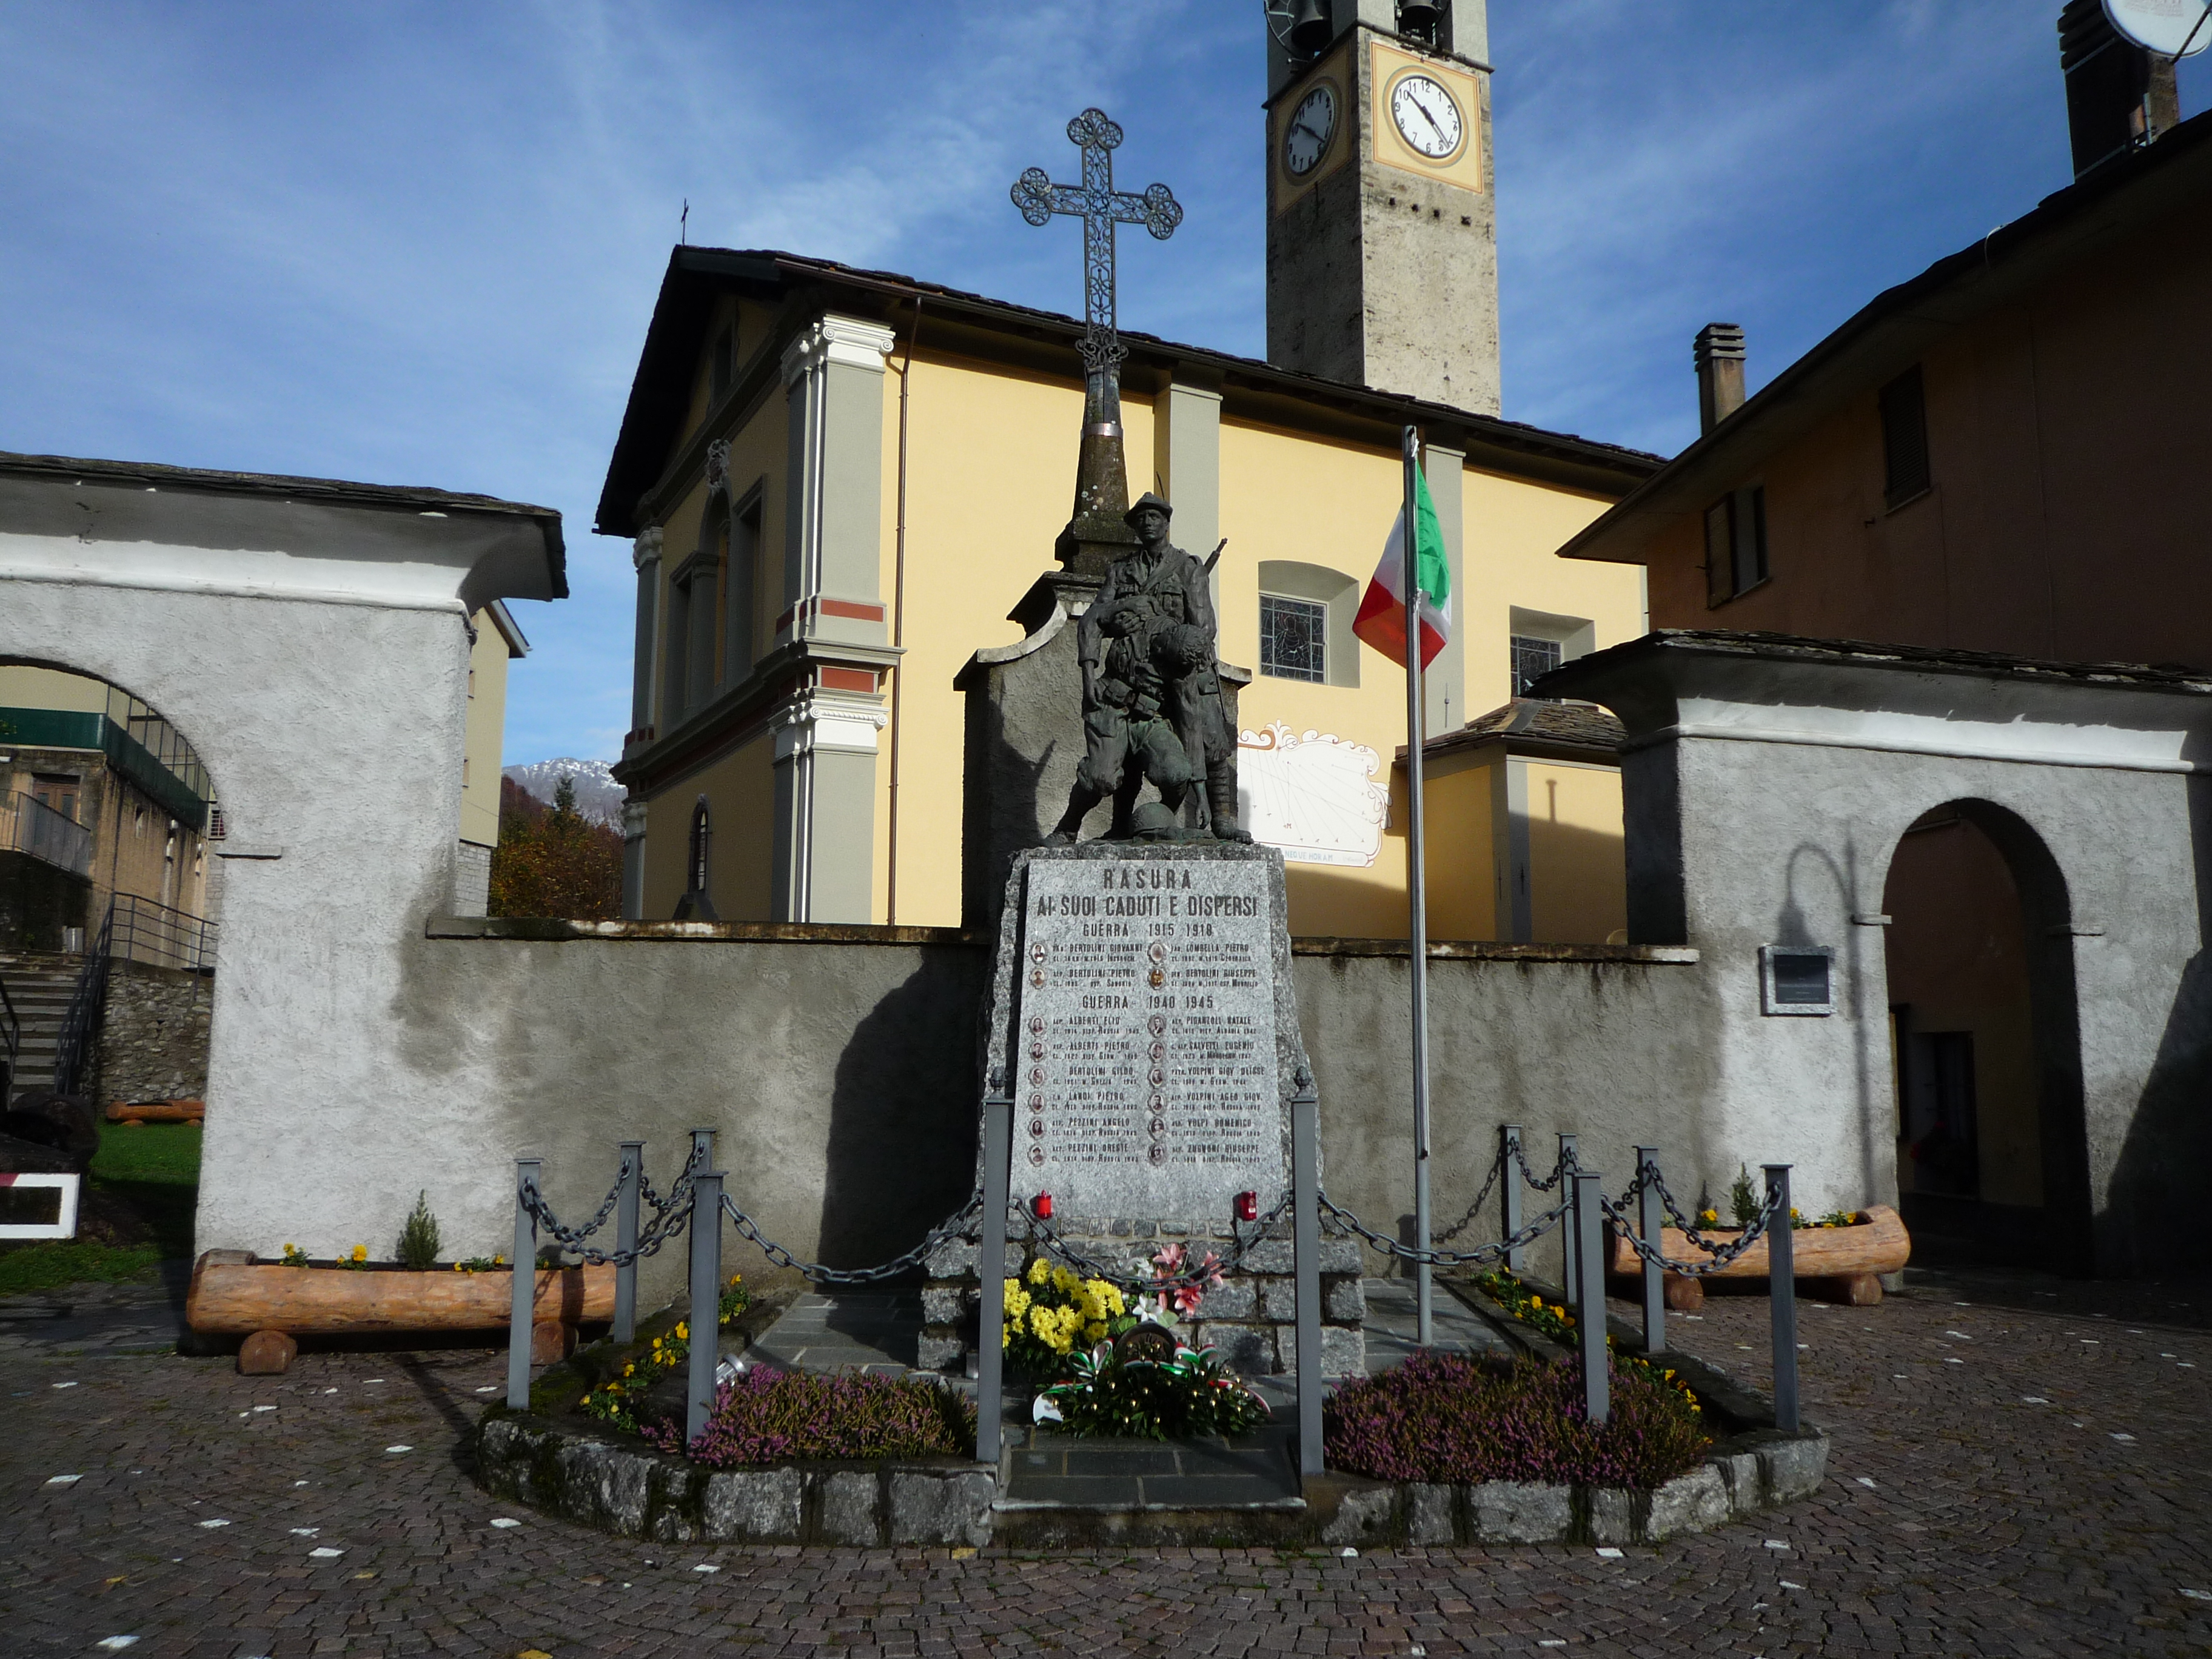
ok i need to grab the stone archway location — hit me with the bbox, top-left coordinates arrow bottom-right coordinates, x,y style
0,453 -> 560,1260
1881,799 -> 2089,1270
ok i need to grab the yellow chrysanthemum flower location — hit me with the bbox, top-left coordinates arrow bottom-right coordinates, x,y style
1027,1259 -> 1050,1286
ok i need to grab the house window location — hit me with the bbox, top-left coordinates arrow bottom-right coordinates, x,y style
30,774 -> 78,822
1260,594 -> 1327,683
1510,635 -> 1563,697
1880,364 -> 1930,509
1704,485 -> 1768,607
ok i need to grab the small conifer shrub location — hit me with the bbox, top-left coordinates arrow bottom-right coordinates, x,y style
397,1191 -> 442,1270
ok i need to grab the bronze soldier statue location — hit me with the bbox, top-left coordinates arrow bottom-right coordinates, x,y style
1048,492 -> 1247,843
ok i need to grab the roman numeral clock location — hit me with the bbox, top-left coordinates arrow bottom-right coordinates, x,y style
1264,11 -> 1500,416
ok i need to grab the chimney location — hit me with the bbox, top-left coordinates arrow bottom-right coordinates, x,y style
1694,323 -> 1746,435
2059,0 -> 2181,179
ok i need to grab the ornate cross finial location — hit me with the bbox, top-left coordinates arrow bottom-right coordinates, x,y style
1011,109 -> 1182,392
1010,110 -> 1183,576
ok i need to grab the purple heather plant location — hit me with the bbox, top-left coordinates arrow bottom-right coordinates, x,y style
643,1366 -> 976,1468
1323,1351 -> 1712,1489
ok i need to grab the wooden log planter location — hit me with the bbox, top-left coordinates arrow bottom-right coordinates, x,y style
187,1251 -> 616,1374
1606,1204 -> 1911,1310
106,1099 -> 204,1124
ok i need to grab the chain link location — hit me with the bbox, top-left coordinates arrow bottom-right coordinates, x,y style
1600,1184 -> 1786,1278
1318,1187 -> 1570,1269
1509,1137 -> 1571,1192
637,1139 -> 706,1220
1433,1144 -> 1506,1244
720,1190 -> 984,1287
520,1175 -> 695,1269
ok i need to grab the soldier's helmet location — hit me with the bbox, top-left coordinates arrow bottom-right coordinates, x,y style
1124,491 -> 1173,526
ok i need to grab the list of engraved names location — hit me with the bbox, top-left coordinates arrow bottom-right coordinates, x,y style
1015,859 -> 1283,1214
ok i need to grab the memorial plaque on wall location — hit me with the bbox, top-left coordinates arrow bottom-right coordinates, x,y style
988,845 -> 1304,1220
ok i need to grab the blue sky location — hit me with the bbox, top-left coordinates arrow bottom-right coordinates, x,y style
2,2 -> 2204,766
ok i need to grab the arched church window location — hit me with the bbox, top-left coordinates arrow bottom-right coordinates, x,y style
688,795 -> 712,900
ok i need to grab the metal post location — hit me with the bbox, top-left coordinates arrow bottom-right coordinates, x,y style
976,1084 -> 1014,1466
1557,1133 -> 1579,1305
1572,1169 -> 1608,1425
505,1158 -> 540,1410
1501,1124 -> 1525,1273
1765,1164 -> 1799,1433
685,1167 -> 725,1447
612,1141 -> 643,1345
1401,426 -> 1435,1350
1292,1073 -> 1323,1478
1636,1145 -> 1665,1356
690,1125 -> 716,1170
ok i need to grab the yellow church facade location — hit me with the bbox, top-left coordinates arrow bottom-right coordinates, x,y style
601,250 -> 1654,940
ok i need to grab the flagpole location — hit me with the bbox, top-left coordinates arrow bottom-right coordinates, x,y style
1401,424 -> 1433,1349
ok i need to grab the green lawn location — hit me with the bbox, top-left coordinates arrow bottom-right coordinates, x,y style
0,1121 -> 201,1295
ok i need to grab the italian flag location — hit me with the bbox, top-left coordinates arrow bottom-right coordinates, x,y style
1352,457 -> 1452,669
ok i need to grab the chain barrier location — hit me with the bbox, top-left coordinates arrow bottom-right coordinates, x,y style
719,1189 -> 985,1287
638,1139 -> 706,1219
1432,1145 -> 1506,1244
1018,1191 -> 1295,1296
1640,1159 -> 1774,1256
520,1175 -> 695,1269
1318,1186 -> 1570,1269
1509,1137 -> 1570,1192
1600,1184 -> 1786,1278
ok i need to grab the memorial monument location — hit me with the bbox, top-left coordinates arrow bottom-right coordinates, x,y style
927,112 -> 1362,1379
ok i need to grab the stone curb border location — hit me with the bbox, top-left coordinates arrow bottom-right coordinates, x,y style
476,1412 -> 1824,1549
1318,1426 -> 1829,1548
477,1416 -> 994,1547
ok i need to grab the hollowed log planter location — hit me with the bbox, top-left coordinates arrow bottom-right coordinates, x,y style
1606,1204 -> 1911,1310
187,1252 -> 615,1342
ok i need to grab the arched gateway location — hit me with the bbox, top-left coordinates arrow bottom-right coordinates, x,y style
1547,629 -> 2212,1278
0,451 -> 561,1259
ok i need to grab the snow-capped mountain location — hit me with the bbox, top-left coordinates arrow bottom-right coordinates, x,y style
502,757 -> 623,826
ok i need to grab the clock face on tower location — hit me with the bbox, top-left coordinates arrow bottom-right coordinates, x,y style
1282,82 -> 1336,178
1389,73 -> 1463,160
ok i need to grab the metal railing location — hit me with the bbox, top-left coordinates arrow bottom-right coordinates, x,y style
50,903 -> 114,1098
112,894 -> 218,974
0,971 -> 18,1108
5,792 -> 93,878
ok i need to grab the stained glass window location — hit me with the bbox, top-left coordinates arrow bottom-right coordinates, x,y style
1260,594 -> 1327,683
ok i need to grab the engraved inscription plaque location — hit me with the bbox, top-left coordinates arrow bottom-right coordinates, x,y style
1013,855 -> 1285,1218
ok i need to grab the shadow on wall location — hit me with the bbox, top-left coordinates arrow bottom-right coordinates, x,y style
813,951 -> 988,1269
2105,773 -> 2212,1275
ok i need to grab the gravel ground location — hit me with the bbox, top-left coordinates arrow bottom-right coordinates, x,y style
4,1264 -> 2209,1657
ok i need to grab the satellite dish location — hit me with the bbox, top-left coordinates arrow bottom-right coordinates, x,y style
2103,0 -> 2212,57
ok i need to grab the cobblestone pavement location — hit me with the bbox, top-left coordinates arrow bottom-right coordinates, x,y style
5,1265 -> 2210,1657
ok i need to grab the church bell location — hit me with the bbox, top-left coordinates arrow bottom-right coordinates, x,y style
1396,0 -> 1444,39
1288,0 -> 1333,56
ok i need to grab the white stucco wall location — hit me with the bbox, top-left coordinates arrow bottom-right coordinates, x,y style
0,460 -> 560,1263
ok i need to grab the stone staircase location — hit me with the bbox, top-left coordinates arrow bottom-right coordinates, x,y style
0,953 -> 83,1105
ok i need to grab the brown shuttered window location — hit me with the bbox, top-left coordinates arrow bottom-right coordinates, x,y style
1704,486 -> 1769,608
1705,500 -> 1733,608
1880,365 -> 1931,508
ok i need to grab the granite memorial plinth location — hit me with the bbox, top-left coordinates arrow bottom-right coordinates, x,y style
919,840 -> 1364,1376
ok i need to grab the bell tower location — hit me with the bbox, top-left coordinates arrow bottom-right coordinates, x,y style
1264,0 -> 1500,414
